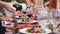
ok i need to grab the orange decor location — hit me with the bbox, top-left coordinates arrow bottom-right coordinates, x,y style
33,0 -> 36,5
26,0 -> 31,4
48,0 -> 57,8
26,0 -> 36,6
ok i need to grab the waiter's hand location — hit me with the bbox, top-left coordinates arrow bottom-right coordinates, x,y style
4,3 -> 16,13
0,1 -> 16,13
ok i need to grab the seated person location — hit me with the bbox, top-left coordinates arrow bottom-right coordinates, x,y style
53,24 -> 60,34
47,23 -> 53,30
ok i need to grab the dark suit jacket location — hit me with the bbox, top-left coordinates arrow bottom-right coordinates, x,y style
0,20 -> 6,34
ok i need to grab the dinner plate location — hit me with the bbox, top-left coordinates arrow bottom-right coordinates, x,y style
15,16 -> 19,18
19,28 -> 52,34
16,19 -> 22,23
15,16 -> 28,19
1,21 -> 11,24
17,20 -> 37,23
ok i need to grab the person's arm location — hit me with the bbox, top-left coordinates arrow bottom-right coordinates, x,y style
0,1 -> 16,13
0,1 -> 4,6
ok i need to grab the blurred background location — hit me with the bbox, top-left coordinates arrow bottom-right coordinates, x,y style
2,0 -> 59,9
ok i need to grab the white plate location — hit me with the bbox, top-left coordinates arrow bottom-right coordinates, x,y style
17,20 -> 37,23
22,20 -> 37,23
15,16 -> 19,18
19,28 -> 28,33
32,20 -> 38,23
19,28 -> 51,34
2,21 -> 11,24
17,20 -> 22,23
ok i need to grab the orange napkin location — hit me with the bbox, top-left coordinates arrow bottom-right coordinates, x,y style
13,24 -> 35,31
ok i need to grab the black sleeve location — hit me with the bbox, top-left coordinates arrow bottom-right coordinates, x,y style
0,20 -> 6,32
